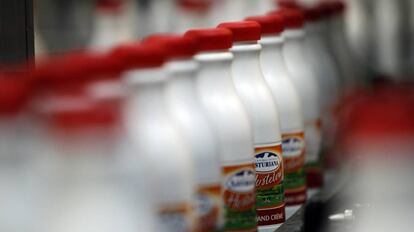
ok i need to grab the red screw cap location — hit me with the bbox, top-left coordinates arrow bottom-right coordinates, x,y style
276,0 -> 323,22
178,0 -> 213,12
319,1 -> 346,18
96,0 -> 123,13
32,52 -> 124,86
331,1 -> 347,15
276,0 -> 300,8
49,99 -> 121,130
303,6 -> 324,22
0,77 -> 30,115
142,34 -> 198,59
217,21 -> 261,42
245,15 -> 285,35
184,28 -> 233,52
269,9 -> 305,29
110,44 -> 166,70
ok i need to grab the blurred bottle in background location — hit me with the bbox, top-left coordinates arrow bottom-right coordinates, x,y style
143,34 -> 224,231
113,44 -> 197,232
35,0 -> 94,53
273,9 -> 323,194
89,0 -> 136,52
336,85 -> 414,232
24,56 -> 158,232
0,77 -> 38,232
175,0 -> 214,33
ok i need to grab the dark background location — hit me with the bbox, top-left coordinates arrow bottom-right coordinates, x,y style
0,0 -> 34,65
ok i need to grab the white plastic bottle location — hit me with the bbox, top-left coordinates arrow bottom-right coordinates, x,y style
184,28 -> 257,232
282,4 -> 343,171
302,6 -> 341,116
245,15 -> 307,219
217,21 -> 285,231
143,34 -> 223,231
323,1 -> 360,93
111,44 -> 196,232
89,0 -> 131,52
174,0 -> 214,33
0,78 -> 36,232
270,9 -> 323,192
30,80 -> 157,232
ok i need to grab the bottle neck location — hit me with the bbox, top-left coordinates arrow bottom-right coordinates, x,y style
165,59 -> 198,101
305,21 -> 324,35
194,51 -> 235,91
283,29 -> 307,58
259,35 -> 289,78
124,68 -> 169,119
283,29 -> 305,43
230,43 -> 264,82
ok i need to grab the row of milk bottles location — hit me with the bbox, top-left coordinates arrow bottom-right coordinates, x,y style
0,1 -> 352,232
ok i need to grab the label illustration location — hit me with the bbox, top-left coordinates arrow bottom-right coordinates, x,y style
196,185 -> 222,232
254,143 -> 285,226
223,163 -> 257,231
282,132 -> 307,206
158,203 -> 194,232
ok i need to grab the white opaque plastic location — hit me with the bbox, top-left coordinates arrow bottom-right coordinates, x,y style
35,134 -> 157,232
164,59 -> 223,230
259,36 -> 304,133
165,59 -> 221,187
194,50 -> 256,231
231,42 -> 282,144
304,21 -> 341,114
28,94 -> 157,232
194,51 -> 254,166
283,29 -> 322,170
259,34 -> 306,219
123,68 -> 196,231
89,8 -> 129,52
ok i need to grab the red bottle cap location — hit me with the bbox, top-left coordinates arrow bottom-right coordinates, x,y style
32,52 -> 124,87
184,28 -> 233,52
49,98 -> 120,130
0,77 -> 30,115
319,1 -> 346,18
110,44 -> 166,70
245,15 -> 285,35
330,0 -> 346,15
276,0 -> 323,22
269,9 -> 305,29
276,0 -> 300,8
142,34 -> 198,59
178,0 -> 213,12
217,21 -> 261,42
303,6 -> 324,22
96,0 -> 123,13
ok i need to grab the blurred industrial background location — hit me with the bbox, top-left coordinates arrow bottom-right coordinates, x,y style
31,0 -> 414,80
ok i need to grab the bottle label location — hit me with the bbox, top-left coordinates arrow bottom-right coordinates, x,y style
196,184 -> 223,232
254,143 -> 285,226
159,203 -> 194,232
223,163 -> 257,231
282,132 -> 307,206
304,119 -> 322,165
